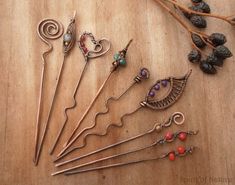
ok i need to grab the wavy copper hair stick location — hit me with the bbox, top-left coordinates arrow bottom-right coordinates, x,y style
52,130 -> 198,175
57,39 -> 133,156
49,32 -> 111,154
54,111 -> 184,165
53,68 -> 150,160
64,146 -> 196,175
34,18 -> 64,165
34,12 -> 76,165
57,70 -> 192,158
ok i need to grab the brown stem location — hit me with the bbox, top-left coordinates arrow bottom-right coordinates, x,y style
165,0 -> 235,25
155,0 -> 213,54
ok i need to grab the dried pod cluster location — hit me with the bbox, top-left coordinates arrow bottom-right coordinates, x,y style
188,33 -> 232,74
182,0 -> 210,28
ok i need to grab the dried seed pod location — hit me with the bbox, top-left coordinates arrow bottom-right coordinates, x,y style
195,2 -> 211,13
191,0 -> 202,3
214,45 -> 233,59
191,33 -> 206,48
188,49 -> 201,63
206,53 -> 224,67
190,15 -> 207,28
189,5 -> 204,13
200,61 -> 217,74
209,33 -> 227,46
182,9 -> 192,19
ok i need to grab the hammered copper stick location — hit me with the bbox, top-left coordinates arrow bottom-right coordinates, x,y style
57,39 -> 133,156
52,130 -> 198,175
55,112 -> 184,165
49,32 -> 111,154
34,18 -> 64,164
34,12 -> 76,165
64,146 -> 196,175
57,70 -> 192,158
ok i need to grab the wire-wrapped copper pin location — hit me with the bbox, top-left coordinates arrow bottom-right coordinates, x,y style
57,39 -> 134,156
49,32 -> 111,154
34,18 -> 64,165
54,111 -> 184,165
56,70 -> 192,158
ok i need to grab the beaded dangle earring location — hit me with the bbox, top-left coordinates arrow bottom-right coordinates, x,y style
34,12 -> 76,165
49,32 -> 111,154
57,70 -> 192,158
54,112 -> 185,165
34,18 -> 64,165
57,39 -> 133,156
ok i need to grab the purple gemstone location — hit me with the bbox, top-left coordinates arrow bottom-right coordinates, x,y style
149,91 -> 155,97
161,80 -> 168,87
154,84 -> 160,90
140,69 -> 147,77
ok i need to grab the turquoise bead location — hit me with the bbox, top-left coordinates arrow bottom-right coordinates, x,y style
114,53 -> 120,60
120,59 -> 126,66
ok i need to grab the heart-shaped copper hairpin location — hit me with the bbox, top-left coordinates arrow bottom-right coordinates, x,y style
78,32 -> 111,61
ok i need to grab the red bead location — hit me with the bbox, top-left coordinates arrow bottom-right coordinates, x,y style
178,132 -> 187,141
169,152 -> 175,161
165,132 -> 173,140
83,47 -> 88,54
80,42 -> 85,47
177,146 -> 186,154
80,35 -> 86,42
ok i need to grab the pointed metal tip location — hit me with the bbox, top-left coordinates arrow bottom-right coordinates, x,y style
125,39 -> 133,51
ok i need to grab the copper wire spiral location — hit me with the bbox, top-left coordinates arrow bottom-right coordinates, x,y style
37,19 -> 64,57
34,19 -> 64,165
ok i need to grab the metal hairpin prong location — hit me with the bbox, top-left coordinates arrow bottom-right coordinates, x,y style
57,40 -> 133,157
34,18 -> 64,165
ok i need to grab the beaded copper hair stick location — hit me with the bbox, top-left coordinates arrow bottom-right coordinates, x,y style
57,70 -> 192,158
52,128 -> 198,175
65,146 -> 196,175
49,32 -> 111,154
54,112 -> 185,165
57,39 -> 133,155
54,68 -> 150,161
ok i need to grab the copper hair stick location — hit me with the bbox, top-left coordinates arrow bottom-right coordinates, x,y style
58,39 -> 133,156
34,11 -> 76,165
54,112 -> 184,166
49,32 -> 111,154
53,146 -> 196,175
34,18 -> 64,165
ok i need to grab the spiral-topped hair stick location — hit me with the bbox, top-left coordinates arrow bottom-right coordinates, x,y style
34,18 -> 64,165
